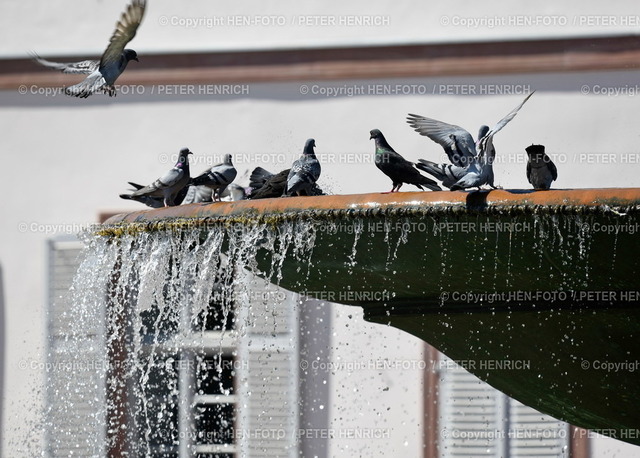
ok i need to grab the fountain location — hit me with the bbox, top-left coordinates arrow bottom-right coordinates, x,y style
51,187 -> 639,454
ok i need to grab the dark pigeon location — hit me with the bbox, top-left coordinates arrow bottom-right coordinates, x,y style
370,129 -> 441,193
249,168 -> 290,199
119,148 -> 192,207
526,144 -> 557,190
31,0 -> 146,98
191,154 -> 237,202
285,139 -> 322,196
249,167 -> 323,199
249,167 -> 279,192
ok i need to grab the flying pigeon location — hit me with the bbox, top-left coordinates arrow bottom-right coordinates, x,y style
370,129 -> 441,193
248,167 -> 323,199
31,0 -> 146,98
408,92 -> 534,190
191,154 -> 238,202
285,139 -> 322,196
119,148 -> 192,207
526,144 -> 557,190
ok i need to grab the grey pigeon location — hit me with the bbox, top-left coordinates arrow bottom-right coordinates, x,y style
191,154 -> 237,202
526,144 -> 557,190
181,185 -> 215,205
219,183 -> 248,201
120,181 -> 180,208
285,139 -> 322,196
415,127 -> 491,189
31,0 -> 146,98
370,129 -> 441,193
408,92 -> 533,190
119,148 -> 192,207
120,182 -> 213,207
249,166 -> 323,199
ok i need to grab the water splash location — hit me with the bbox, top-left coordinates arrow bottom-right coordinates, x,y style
43,202 -> 637,453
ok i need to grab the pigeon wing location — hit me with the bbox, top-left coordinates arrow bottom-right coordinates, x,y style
64,71 -> 108,98
100,0 -> 146,69
406,114 -> 476,166
249,167 -> 275,190
155,166 -> 185,189
30,52 -> 99,74
484,92 -> 535,139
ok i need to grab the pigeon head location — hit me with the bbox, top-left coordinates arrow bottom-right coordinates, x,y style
477,125 -> 490,140
369,129 -> 383,140
223,154 -> 233,165
176,148 -> 193,167
525,144 -> 545,158
303,138 -> 316,155
124,49 -> 139,62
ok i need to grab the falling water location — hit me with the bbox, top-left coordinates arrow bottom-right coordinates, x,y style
41,202 -> 637,455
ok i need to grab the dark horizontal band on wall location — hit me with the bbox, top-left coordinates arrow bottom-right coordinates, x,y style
2,35 -> 640,88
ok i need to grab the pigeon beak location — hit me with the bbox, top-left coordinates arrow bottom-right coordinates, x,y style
369,134 -> 374,140
133,57 -> 139,62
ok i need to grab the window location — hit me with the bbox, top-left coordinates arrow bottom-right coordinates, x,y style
438,354 -> 570,458
46,234 -> 301,457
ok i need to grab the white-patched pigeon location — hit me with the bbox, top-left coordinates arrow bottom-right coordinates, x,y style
31,0 -> 146,98
285,139 -> 322,196
408,92 -> 534,190
370,129 -> 441,193
526,144 -> 557,190
120,148 -> 192,207
191,154 -> 238,202
219,183 -> 248,201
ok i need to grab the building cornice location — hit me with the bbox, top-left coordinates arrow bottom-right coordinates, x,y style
2,35 -> 639,89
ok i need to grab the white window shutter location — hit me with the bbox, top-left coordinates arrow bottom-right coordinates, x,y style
438,355 -> 569,458
439,357 -> 507,457
508,400 -> 569,457
46,238 -> 107,457
236,275 -> 300,458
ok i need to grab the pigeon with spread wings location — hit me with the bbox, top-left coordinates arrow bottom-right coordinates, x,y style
32,0 -> 146,98
409,92 -> 534,190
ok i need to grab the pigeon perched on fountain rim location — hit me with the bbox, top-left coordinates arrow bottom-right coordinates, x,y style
119,148 -> 192,207
526,144 -> 558,190
249,166 -> 323,199
285,139 -> 322,197
191,154 -> 238,202
31,0 -> 146,98
408,92 -> 534,190
370,128 -> 441,193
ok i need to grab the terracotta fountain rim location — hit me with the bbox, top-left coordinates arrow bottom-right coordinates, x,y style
103,188 -> 640,227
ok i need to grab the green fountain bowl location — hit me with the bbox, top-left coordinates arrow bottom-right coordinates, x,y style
103,188 -> 640,446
